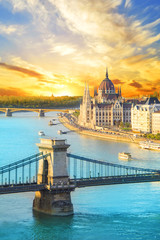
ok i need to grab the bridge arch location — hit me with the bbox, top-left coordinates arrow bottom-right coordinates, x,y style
0,108 -> 45,117
0,108 -> 69,117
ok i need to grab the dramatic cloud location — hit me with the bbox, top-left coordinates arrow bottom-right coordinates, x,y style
52,0 -> 160,49
112,79 -> 125,85
0,87 -> 27,96
0,62 -> 44,79
136,87 -> 157,94
129,80 -> 142,89
0,0 -> 159,96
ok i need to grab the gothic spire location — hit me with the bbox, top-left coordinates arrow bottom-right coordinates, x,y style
83,82 -> 86,104
87,83 -> 90,97
86,83 -> 91,105
106,67 -> 108,79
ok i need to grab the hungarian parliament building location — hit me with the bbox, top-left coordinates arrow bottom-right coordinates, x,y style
78,68 -> 132,129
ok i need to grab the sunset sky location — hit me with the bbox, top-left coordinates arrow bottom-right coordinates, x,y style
0,0 -> 159,97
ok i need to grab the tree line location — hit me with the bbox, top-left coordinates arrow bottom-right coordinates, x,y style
0,96 -> 82,108
143,133 -> 160,140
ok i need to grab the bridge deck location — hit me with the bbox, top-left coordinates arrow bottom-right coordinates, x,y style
0,183 -> 45,194
0,183 -> 76,194
73,174 -> 160,188
1,174 -> 160,194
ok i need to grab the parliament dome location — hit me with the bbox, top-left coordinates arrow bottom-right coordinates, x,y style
99,69 -> 115,92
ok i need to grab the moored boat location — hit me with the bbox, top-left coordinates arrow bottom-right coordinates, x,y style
118,152 -> 131,160
139,141 -> 160,151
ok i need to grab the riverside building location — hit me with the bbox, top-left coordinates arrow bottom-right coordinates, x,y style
78,68 -> 132,129
152,111 -> 160,134
131,97 -> 160,133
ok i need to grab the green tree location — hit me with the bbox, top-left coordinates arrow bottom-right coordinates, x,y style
125,122 -> 131,128
119,122 -> 124,128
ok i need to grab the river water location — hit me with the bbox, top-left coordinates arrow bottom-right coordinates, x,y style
0,112 -> 160,240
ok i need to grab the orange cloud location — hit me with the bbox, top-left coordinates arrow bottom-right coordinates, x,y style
0,87 -> 28,96
0,62 -> 44,79
129,80 -> 142,89
0,0 -> 159,98
112,79 -> 125,85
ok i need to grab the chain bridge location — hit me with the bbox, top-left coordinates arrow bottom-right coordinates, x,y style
0,137 -> 160,216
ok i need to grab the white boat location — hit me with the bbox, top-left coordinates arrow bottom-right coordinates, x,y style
118,152 -> 131,160
58,130 -> 62,135
139,141 -> 160,151
38,131 -> 45,136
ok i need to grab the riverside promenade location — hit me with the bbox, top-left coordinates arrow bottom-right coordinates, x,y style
59,114 -> 144,144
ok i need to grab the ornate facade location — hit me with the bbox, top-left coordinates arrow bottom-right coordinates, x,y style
131,98 -> 160,133
78,68 -> 131,129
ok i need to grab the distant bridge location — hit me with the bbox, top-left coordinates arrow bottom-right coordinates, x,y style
0,138 -> 160,215
0,108 -> 69,117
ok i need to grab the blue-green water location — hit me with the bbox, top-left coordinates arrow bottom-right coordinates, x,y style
0,112 -> 160,240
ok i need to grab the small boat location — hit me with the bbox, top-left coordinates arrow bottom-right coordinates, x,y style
48,120 -> 54,126
38,131 -> 45,136
118,152 -> 131,160
139,141 -> 160,151
58,130 -> 62,135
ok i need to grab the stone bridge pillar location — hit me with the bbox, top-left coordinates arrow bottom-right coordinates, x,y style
5,108 -> 12,117
38,109 -> 45,117
33,138 -> 75,216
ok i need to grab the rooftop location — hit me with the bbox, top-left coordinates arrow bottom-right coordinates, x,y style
153,110 -> 160,113
145,97 -> 160,105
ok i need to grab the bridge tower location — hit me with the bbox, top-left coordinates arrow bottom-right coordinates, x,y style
38,109 -> 45,117
33,137 -> 75,216
5,108 -> 12,117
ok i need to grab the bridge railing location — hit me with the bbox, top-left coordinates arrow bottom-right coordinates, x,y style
67,153 -> 160,180
0,152 -> 50,186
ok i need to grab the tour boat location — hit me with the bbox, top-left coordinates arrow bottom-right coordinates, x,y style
38,131 -> 45,136
139,141 -> 160,151
118,152 -> 132,160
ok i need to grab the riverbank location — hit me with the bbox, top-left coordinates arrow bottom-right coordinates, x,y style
59,115 -> 144,144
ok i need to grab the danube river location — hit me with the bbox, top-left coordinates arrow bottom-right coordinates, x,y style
0,112 -> 160,240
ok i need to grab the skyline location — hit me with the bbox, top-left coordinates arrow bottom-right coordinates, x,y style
0,0 -> 160,97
